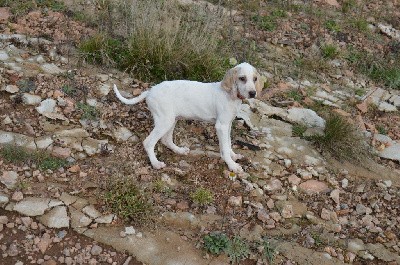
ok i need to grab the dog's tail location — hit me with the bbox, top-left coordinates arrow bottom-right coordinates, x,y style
113,84 -> 148,105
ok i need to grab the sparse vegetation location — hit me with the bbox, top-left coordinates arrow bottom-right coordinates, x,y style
321,44 -> 339,59
190,187 -> 214,206
285,89 -> 303,102
262,239 -> 277,264
292,124 -> 308,138
103,176 -> 153,223
0,0 -> 65,16
203,232 -> 229,255
0,145 -> 68,171
307,114 -> 370,161
76,102 -> 98,120
225,236 -> 250,264
61,84 -> 76,96
253,8 -> 286,32
324,19 -> 341,32
79,0 -> 229,82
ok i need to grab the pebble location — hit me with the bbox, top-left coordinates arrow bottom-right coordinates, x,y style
228,196 -> 243,207
90,245 -> 103,256
125,226 -> 136,235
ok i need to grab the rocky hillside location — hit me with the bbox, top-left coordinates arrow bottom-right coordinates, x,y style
0,0 -> 400,264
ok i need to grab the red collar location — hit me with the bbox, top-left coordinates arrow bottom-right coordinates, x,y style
237,92 -> 245,100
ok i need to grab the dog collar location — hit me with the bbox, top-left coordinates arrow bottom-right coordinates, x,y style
237,92 -> 245,100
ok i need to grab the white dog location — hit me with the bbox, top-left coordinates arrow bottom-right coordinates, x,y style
113,62 -> 263,173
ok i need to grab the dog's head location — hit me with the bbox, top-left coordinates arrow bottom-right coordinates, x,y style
221,62 -> 264,100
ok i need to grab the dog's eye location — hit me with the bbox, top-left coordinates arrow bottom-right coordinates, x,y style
254,77 -> 258,82
239,76 -> 246,82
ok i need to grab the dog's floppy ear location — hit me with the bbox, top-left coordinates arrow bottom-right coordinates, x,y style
255,70 -> 264,97
221,67 -> 238,92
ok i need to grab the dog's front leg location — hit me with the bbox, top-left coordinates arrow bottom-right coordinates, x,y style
228,122 -> 244,161
216,121 -> 243,173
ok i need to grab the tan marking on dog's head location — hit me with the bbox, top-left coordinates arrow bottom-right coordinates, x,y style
221,67 -> 238,93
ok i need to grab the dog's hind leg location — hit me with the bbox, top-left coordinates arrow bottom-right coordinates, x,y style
143,118 -> 175,169
161,121 -> 190,155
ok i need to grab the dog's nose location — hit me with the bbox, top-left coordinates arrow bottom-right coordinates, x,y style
249,91 -> 256,98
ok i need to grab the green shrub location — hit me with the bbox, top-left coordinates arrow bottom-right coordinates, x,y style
292,124 -> 307,137
307,114 -> 370,161
225,236 -> 250,264
321,44 -> 339,59
262,240 -> 277,264
285,89 -> 303,102
190,187 -> 213,206
325,20 -> 341,32
76,102 -> 98,120
103,176 -> 153,223
203,232 -> 229,255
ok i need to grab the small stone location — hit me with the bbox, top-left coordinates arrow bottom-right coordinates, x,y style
264,179 -> 282,192
356,204 -> 367,215
347,238 -> 366,253
176,201 -> 189,210
321,208 -> 331,221
82,205 -> 101,219
41,63 -> 64,74
95,214 -> 114,224
3,84 -> 18,93
52,147 -> 71,158
383,180 -> 392,188
330,189 -> 340,204
299,180 -> 329,194
7,243 -> 19,256
38,206 -> 70,228
68,165 -> 80,173
0,216 -> 8,224
11,191 -> 23,201
228,196 -> 242,207
22,93 -> 42,105
257,209 -> 269,223
90,245 -> 102,256
1,171 -> 18,189
288,174 -> 301,186
281,205 -> 294,219
125,226 -> 136,235
341,178 -> 349,188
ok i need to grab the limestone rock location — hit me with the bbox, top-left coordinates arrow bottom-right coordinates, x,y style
14,197 -> 51,216
379,143 -> 400,162
1,171 -> 18,189
38,206 -> 70,228
299,180 -> 329,195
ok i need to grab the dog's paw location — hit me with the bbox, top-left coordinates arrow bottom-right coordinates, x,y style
176,146 -> 190,155
228,163 -> 243,173
231,152 -> 244,161
152,161 -> 166,169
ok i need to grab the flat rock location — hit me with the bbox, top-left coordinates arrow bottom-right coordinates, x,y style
54,128 -> 90,138
38,206 -> 70,228
98,83 -> 111,96
287,108 -> 325,128
379,143 -> 400,162
0,191 -> 9,206
2,84 -> 18,93
36,98 -> 67,120
347,238 -> 366,253
112,126 -> 138,142
13,197 -> 50,216
0,50 -> 9,61
35,136 -> 54,150
95,214 -> 115,224
82,205 -> 101,219
378,102 -> 397,112
1,171 -> 18,189
0,131 -> 15,144
366,243 -> 400,263
41,63 -> 64,74
70,208 -> 92,228
82,138 -> 108,156
59,192 -> 78,205
22,93 -> 42,105
299,180 -> 329,195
